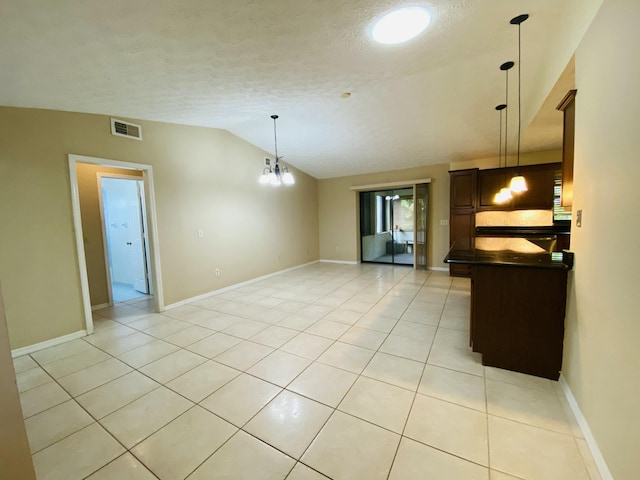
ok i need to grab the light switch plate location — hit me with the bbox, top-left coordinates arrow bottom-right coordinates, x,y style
440,219 -> 449,226
576,209 -> 583,227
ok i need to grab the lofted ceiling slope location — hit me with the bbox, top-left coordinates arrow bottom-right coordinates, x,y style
0,1 -> 602,178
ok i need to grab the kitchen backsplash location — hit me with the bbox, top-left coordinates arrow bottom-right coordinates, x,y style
475,210 -> 553,227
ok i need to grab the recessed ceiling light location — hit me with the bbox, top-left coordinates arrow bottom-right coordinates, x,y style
371,6 -> 431,45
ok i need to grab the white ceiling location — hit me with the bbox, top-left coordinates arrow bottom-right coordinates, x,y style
0,1 -> 601,178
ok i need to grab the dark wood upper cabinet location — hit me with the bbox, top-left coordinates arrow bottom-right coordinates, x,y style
513,163 -> 558,210
476,163 -> 560,211
450,169 -> 477,210
477,168 -> 514,210
557,90 -> 577,207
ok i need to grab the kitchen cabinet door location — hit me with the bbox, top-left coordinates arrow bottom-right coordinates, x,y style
513,163 -> 558,210
477,168 -> 514,210
450,169 -> 477,210
449,211 -> 475,277
557,90 -> 577,207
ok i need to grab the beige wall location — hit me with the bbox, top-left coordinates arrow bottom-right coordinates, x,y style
0,285 -> 36,479
0,107 -> 319,348
77,164 -> 143,306
449,149 -> 561,171
318,163 -> 450,269
562,0 -> 639,478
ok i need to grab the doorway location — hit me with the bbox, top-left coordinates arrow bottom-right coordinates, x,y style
69,154 -> 163,335
360,188 -> 415,265
99,175 -> 151,304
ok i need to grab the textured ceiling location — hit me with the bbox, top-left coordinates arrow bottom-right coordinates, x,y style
0,1 -> 601,178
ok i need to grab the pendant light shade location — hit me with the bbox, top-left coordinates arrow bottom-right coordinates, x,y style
496,187 -> 514,204
259,115 -> 295,186
509,175 -> 527,193
509,14 -> 529,195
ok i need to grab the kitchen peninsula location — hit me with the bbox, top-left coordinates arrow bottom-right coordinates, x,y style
445,239 -> 573,380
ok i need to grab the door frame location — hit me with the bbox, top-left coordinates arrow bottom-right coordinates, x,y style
68,154 -> 164,335
350,178 -> 431,268
97,173 -> 152,305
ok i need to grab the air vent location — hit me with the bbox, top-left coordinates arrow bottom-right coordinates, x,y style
110,118 -> 142,141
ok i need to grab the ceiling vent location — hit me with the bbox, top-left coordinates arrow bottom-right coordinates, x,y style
110,118 -> 142,141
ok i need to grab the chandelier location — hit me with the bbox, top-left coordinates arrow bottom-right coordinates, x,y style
259,115 -> 295,186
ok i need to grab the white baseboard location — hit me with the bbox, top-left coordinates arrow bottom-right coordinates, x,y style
559,375 -> 613,480
428,266 -> 449,272
163,260 -> 321,311
91,303 -> 110,311
319,259 -> 359,265
11,330 -> 87,358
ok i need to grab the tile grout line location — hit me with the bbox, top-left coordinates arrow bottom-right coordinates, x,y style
384,270 -> 449,479
24,265 -> 541,479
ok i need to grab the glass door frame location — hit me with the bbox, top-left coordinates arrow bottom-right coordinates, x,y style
359,187 -> 415,266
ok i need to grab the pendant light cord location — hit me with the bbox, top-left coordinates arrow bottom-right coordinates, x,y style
499,61 -> 513,167
504,70 -> 509,166
272,114 -> 279,164
517,21 -> 522,172
498,109 -> 503,168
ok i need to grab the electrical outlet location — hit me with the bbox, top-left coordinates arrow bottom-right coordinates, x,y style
215,268 -> 220,276
576,209 -> 583,227
440,219 -> 449,226
335,246 -> 340,252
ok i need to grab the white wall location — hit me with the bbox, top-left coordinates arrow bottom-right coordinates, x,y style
562,1 -> 640,478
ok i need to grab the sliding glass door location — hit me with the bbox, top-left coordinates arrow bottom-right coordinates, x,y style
360,188 -> 414,265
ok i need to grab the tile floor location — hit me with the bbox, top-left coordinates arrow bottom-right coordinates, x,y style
14,263 -> 602,480
111,282 -> 148,304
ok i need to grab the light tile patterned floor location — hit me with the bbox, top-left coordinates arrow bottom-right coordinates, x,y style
15,263 -> 602,479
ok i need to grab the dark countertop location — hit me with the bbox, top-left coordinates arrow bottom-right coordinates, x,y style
445,238 -> 573,270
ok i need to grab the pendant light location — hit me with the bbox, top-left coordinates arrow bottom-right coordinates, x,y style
259,115 -> 295,186
509,14 -> 529,194
494,61 -> 514,204
493,103 -> 511,204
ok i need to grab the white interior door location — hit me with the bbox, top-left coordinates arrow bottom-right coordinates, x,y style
101,177 -> 149,294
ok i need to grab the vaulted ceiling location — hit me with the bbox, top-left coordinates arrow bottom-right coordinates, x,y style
0,1 -> 602,178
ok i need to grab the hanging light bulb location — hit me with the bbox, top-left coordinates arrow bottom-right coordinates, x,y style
259,164 -> 270,184
496,187 -> 514,203
509,175 -> 527,193
282,167 -> 294,185
509,14 -> 529,194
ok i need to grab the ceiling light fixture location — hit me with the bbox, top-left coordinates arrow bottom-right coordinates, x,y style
371,6 -> 431,45
509,14 -> 529,195
259,115 -> 294,186
494,61 -> 514,204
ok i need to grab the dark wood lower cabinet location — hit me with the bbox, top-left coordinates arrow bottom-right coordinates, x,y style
471,265 -> 568,380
